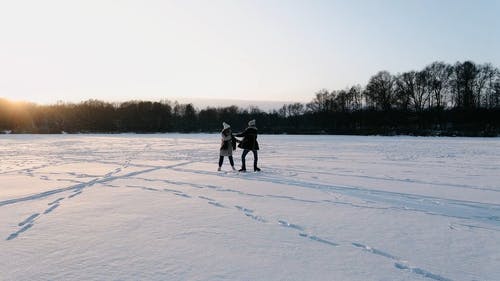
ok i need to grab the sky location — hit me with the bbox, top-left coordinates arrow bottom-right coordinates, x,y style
0,0 -> 499,105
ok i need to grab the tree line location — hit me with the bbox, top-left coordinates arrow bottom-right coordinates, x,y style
1,60 -> 499,136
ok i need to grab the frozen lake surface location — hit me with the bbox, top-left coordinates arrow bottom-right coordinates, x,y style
1,134 -> 499,280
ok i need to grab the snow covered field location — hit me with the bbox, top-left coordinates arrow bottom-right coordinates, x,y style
1,134 -> 499,281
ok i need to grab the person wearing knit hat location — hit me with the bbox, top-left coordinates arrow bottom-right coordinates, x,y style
235,119 -> 260,172
218,122 -> 238,171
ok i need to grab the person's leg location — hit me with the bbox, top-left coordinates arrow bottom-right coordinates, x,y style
252,150 -> 260,171
218,156 -> 223,171
240,149 -> 249,171
229,156 -> 235,167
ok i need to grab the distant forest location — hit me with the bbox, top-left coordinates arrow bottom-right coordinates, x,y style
1,60 -> 500,136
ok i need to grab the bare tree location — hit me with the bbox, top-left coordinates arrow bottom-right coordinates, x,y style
475,63 -> 498,108
348,85 -> 363,111
287,103 -> 305,116
424,62 -> 453,109
395,71 -> 416,111
332,90 -> 347,112
306,89 -> 332,112
365,71 -> 396,111
413,70 -> 430,111
451,61 -> 478,109
486,68 -> 500,108
493,81 -> 500,108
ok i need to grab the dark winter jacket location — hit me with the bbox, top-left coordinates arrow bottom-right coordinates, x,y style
236,127 -> 259,150
220,134 -> 237,151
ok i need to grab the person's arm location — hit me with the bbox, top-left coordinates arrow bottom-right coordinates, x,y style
232,135 -> 241,143
235,129 -> 247,138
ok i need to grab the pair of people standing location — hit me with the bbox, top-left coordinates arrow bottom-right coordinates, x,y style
218,119 -> 260,172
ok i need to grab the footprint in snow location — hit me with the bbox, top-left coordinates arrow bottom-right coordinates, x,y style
278,220 -> 305,231
235,205 -> 266,222
163,188 -> 182,193
350,242 -> 451,281
235,205 -> 254,213
208,201 -> 224,208
244,213 -> 266,222
394,263 -> 452,281
351,242 -> 399,260
18,213 -> 40,227
6,223 -> 34,241
68,191 -> 82,198
48,197 -> 64,205
174,193 -> 191,198
299,233 -> 338,246
43,204 -> 59,214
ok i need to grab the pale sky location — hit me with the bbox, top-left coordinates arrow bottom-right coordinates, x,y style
1,0 -> 499,104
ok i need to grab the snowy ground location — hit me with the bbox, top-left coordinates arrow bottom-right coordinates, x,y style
1,134 -> 499,281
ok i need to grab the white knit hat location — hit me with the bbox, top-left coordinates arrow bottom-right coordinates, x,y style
222,122 -> 231,130
248,119 -> 256,126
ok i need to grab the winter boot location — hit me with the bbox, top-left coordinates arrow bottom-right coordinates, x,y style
239,162 -> 246,172
217,166 -> 221,171
254,167 -> 261,172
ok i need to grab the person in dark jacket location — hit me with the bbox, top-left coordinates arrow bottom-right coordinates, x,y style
235,119 -> 260,172
218,122 -> 238,171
